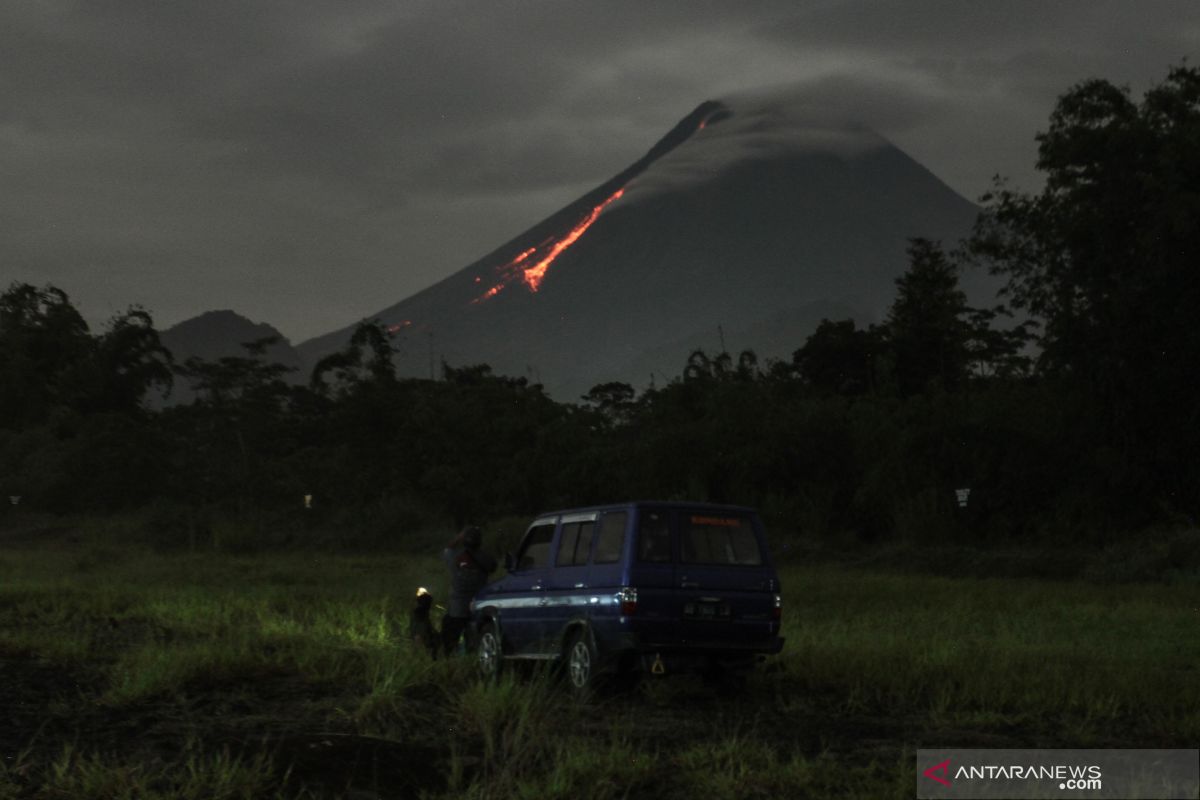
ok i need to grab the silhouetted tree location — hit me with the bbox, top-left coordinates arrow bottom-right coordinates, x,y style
970,64 -> 1200,510
168,337 -> 297,511
682,348 -> 756,383
311,320 -> 396,395
581,382 -> 636,427
72,307 -> 173,415
886,238 -> 973,395
176,336 -> 293,410
0,283 -> 91,427
793,319 -> 887,395
963,306 -> 1036,380
735,350 -> 760,382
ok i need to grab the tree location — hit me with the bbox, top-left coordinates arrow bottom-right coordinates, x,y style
682,348 -> 756,383
581,382 -> 636,427
0,283 -> 92,427
962,306 -> 1036,380
176,336 -> 293,410
793,319 -> 887,395
310,320 -> 397,395
970,64 -> 1200,503
72,307 -> 173,415
169,337 -> 297,511
886,239 -> 974,395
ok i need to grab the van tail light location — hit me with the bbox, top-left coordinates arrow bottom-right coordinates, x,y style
772,593 -> 782,621
618,587 -> 638,616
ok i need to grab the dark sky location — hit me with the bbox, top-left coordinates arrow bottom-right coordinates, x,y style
4,2 -> 1196,342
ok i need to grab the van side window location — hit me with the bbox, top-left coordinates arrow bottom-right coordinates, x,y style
555,521 -> 594,566
516,524 -> 555,570
592,512 -> 627,564
638,511 -> 672,563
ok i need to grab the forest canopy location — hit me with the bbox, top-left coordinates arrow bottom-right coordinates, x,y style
2,65 -> 1196,545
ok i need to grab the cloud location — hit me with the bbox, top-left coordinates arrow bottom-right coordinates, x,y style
1,1 -> 1196,339
621,88 -> 895,203
758,0 -> 1188,60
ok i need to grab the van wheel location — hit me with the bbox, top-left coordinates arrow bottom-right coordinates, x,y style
477,621 -> 503,683
565,630 -> 598,699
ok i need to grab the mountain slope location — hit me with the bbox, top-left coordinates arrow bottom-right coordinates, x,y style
297,94 -> 986,397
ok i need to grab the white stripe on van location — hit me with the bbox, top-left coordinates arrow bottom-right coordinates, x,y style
471,593 -> 617,612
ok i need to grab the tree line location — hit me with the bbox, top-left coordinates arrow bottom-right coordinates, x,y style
2,65 -> 1196,546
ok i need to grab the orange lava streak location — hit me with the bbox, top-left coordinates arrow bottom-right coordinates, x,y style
470,186 -> 625,304
472,283 -> 503,304
522,188 -> 624,292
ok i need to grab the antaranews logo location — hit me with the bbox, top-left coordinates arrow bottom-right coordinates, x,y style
922,756 -> 1101,793
919,748 -> 1197,800
955,763 -> 1101,790
923,759 -> 951,787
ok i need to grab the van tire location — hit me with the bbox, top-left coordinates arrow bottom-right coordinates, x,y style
565,629 -> 598,700
477,621 -> 503,683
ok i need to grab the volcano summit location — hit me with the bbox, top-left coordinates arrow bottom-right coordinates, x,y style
297,92 -> 985,397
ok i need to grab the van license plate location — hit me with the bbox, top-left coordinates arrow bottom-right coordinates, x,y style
685,601 -> 730,619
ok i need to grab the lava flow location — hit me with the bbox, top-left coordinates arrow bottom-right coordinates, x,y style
473,187 -> 625,303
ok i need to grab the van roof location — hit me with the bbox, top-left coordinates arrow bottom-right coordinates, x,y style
535,500 -> 758,518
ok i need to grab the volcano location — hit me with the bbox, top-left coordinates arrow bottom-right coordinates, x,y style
296,92 -> 986,397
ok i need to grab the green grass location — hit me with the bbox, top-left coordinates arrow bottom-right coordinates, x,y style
775,570 -> 1200,741
34,741 -> 291,800
1,535 -> 1197,798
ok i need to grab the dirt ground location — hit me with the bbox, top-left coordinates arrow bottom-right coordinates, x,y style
1,647 -> 1111,799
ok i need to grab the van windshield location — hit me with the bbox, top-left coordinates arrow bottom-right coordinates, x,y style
681,514 -> 763,566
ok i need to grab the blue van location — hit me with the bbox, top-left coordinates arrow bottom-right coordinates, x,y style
470,501 -> 784,693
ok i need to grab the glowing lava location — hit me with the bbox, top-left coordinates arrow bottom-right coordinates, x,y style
472,187 -> 625,303
475,283 -> 503,302
523,188 -> 623,291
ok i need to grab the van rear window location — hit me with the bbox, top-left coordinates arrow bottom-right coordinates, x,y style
682,515 -> 762,565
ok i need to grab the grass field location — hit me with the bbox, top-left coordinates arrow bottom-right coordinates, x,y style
1,522 -> 1197,799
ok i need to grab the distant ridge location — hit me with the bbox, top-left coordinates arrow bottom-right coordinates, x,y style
159,310 -> 300,402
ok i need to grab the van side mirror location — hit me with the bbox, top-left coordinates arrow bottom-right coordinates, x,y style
504,552 -> 516,572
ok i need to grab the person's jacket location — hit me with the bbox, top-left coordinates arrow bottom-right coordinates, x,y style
442,546 -> 497,617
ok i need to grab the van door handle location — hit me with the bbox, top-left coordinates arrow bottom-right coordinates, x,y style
573,582 -> 586,589
681,580 -> 699,588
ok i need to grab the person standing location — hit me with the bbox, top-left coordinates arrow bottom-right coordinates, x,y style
440,525 -> 497,656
